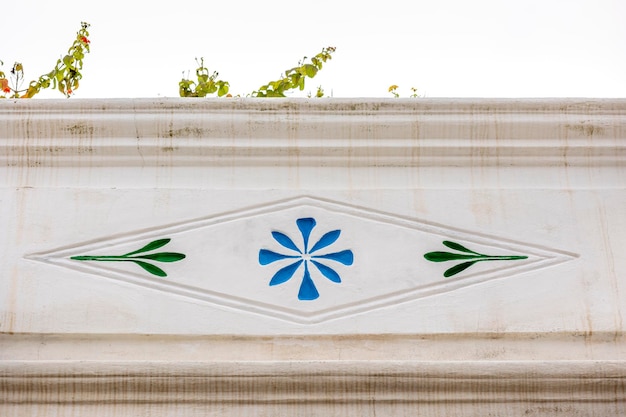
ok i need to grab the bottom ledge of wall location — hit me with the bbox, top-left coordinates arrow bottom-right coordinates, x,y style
1,359 -> 625,417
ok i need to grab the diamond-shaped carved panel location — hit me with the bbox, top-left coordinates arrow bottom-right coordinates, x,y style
29,197 -> 575,323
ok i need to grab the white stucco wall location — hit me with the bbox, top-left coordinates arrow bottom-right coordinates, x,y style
1,98 -> 625,416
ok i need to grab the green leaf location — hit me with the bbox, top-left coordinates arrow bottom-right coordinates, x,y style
133,260 -> 167,277
424,251 -> 479,262
218,84 -> 229,97
444,261 -> 478,277
138,252 -> 186,262
442,241 -> 479,254
303,64 -> 318,78
124,239 -> 171,256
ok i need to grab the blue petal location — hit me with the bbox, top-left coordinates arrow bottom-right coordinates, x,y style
309,230 -> 340,254
269,260 -> 303,286
259,249 -> 299,265
311,260 -> 341,283
312,250 -> 354,265
271,231 -> 302,253
298,263 -> 319,300
296,218 -> 316,252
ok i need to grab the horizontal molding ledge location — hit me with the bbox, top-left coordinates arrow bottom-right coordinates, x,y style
2,360 -> 625,404
1,98 -> 625,169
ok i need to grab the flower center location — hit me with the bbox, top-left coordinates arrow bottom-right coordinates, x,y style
302,253 -> 312,261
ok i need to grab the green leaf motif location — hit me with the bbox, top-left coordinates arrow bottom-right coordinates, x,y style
442,240 -> 477,254
134,260 -> 167,277
124,238 -> 171,256
423,251 -> 480,262
139,252 -> 186,262
424,240 -> 528,278
71,238 -> 185,278
444,261 -> 477,278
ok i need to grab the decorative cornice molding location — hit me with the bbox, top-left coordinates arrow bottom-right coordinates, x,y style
1,98 -> 624,169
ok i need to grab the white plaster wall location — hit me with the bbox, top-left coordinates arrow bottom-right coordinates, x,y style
1,98 -> 625,416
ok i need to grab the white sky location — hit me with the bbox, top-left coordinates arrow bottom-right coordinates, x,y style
3,0 -> 626,98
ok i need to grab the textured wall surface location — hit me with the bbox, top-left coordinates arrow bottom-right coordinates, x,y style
1,98 -> 625,416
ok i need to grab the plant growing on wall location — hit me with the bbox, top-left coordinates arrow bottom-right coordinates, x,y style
0,22 -> 91,99
179,46 -> 336,98
178,57 -> 230,98
388,85 -> 419,98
